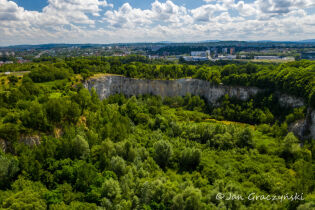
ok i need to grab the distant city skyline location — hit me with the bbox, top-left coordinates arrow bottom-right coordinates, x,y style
1,0 -> 315,46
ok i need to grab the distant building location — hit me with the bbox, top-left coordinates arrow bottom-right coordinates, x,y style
230,48 -> 235,55
218,55 -> 236,60
191,51 -> 207,57
183,56 -> 209,61
254,56 -> 281,60
222,48 -> 228,54
301,52 -> 315,60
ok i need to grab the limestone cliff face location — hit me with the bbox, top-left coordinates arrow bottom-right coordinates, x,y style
85,75 -> 306,107
85,75 -> 314,139
85,76 -> 262,104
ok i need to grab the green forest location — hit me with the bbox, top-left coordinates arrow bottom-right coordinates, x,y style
0,56 -> 314,209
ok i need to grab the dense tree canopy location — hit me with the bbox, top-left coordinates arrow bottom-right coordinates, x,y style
0,57 -> 314,209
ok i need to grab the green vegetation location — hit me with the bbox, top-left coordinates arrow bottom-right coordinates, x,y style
0,56 -> 314,209
3,56 -> 313,107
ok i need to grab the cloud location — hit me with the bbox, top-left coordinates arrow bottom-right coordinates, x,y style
191,4 -> 227,22
44,0 -> 113,24
104,3 -> 153,28
234,1 -> 257,17
151,0 -> 188,23
0,0 -> 25,21
256,0 -> 315,15
104,0 -> 191,28
0,0 -> 314,45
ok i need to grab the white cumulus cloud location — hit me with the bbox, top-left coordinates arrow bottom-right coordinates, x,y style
0,0 -> 314,45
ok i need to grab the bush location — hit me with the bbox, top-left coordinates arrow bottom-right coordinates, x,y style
237,128 -> 254,148
180,148 -> 201,171
153,140 -> 173,169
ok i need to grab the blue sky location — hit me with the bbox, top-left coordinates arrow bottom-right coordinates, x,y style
11,0 -> 46,11
1,0 -> 315,45
11,0 -> 222,11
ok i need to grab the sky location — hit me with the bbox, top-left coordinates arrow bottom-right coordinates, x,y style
1,0 -> 315,46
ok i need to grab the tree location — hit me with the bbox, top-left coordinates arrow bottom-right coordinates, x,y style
64,101 -> 81,124
2,190 -> 47,210
2,178 -> 48,210
213,132 -> 234,150
297,202 -> 315,210
283,132 -> 299,151
281,132 -> 300,160
101,178 -> 121,200
172,186 -> 203,210
72,88 -> 91,114
0,123 -> 19,144
180,148 -> 201,171
110,156 -> 126,177
73,161 -> 98,192
50,201 -> 99,210
0,153 -> 19,189
8,76 -> 19,85
22,101 -> 48,131
153,140 -> 173,169
237,128 -> 254,148
182,187 -> 203,210
72,135 -> 90,159
45,98 -> 65,124
90,88 -> 101,108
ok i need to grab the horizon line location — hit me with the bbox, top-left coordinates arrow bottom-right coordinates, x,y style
1,39 -> 315,48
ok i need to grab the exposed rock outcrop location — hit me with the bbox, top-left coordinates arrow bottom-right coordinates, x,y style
20,135 -> 41,147
291,108 -> 315,140
277,93 -> 306,108
85,75 -> 314,139
307,108 -> 315,139
0,138 -> 7,153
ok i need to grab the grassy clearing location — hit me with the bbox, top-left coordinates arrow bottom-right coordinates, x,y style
49,92 -> 63,99
89,73 -> 123,79
38,79 -> 68,88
